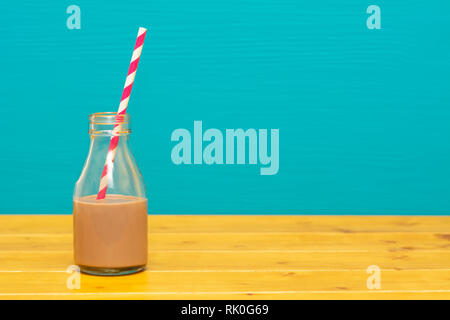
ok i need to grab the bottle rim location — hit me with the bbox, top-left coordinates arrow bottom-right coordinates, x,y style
89,112 -> 129,124
88,112 -> 131,136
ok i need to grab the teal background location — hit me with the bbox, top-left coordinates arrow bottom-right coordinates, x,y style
1,1 -> 449,214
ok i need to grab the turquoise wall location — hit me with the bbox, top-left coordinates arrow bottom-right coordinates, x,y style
1,1 -> 450,214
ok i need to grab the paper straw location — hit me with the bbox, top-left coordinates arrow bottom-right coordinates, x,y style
97,27 -> 147,200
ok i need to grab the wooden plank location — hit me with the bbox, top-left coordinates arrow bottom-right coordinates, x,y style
0,251 -> 449,271
0,270 -> 449,299
0,215 -> 449,234
2,292 -> 450,300
0,232 -> 449,252
0,270 -> 449,292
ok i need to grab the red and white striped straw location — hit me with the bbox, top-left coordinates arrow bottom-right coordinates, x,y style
97,27 -> 147,200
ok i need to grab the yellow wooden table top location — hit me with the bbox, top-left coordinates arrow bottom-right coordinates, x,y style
0,215 -> 449,299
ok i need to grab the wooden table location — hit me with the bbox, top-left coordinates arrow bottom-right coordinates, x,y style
0,215 -> 449,299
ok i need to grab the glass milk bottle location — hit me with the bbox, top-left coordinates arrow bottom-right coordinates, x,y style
73,112 -> 147,276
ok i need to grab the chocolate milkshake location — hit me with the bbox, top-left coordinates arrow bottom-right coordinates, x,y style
73,194 -> 148,275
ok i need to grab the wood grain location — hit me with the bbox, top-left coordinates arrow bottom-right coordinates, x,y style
0,215 -> 449,299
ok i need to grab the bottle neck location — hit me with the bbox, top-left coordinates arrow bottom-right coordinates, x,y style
86,112 -> 132,167
88,133 -> 132,165
90,133 -> 130,145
